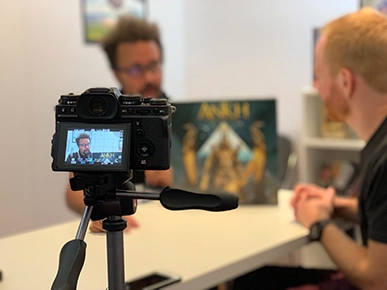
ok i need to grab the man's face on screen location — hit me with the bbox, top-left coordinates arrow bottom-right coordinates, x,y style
78,138 -> 90,155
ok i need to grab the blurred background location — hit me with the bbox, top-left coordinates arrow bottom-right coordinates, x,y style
0,0 -> 358,237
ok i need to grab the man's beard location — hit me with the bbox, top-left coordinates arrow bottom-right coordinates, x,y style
324,84 -> 349,122
140,83 -> 161,98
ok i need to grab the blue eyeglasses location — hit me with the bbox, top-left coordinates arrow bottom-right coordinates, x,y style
115,61 -> 161,77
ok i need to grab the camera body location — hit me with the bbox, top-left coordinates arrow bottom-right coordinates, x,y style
51,87 -> 174,172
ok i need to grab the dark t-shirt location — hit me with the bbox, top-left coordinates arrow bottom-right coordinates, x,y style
359,117 -> 387,245
66,151 -> 93,163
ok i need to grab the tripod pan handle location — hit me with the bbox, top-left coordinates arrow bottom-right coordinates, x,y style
160,188 -> 239,211
51,239 -> 86,290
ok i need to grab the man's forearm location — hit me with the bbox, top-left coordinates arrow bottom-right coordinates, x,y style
65,187 -> 85,215
321,224 -> 377,289
333,196 -> 359,222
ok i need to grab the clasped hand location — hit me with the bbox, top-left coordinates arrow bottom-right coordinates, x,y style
290,184 -> 335,229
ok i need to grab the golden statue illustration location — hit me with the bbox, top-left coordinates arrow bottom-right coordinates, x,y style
182,123 -> 198,185
181,120 -> 268,203
200,125 -> 243,196
238,121 -> 267,187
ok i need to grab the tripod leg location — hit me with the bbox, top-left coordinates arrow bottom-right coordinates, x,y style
52,206 -> 92,290
103,216 -> 127,290
76,205 -> 93,240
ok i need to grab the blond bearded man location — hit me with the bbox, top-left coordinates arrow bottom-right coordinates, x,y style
234,8 -> 387,290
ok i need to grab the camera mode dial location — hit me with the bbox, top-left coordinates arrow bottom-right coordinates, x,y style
59,94 -> 78,105
119,95 -> 142,105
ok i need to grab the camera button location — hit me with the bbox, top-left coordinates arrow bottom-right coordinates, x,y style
150,99 -> 167,105
136,141 -> 153,158
70,107 -> 76,113
136,129 -> 145,137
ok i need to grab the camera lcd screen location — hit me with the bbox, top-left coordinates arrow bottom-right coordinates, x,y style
53,122 -> 131,172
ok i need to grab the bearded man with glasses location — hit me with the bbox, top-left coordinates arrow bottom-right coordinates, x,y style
104,16 -> 164,100
65,16 -> 173,232
66,133 -> 92,164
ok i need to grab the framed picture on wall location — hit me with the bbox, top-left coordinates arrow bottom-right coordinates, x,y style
82,0 -> 147,43
360,0 -> 387,13
360,0 -> 378,6
312,27 -> 320,84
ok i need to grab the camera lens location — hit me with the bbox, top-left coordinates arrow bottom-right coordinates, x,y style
88,97 -> 107,116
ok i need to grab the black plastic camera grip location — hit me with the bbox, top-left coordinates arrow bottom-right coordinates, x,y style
160,188 -> 239,212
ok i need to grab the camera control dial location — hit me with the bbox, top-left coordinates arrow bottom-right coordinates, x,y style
119,95 -> 142,105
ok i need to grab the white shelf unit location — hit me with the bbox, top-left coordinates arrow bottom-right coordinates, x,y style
299,86 -> 365,183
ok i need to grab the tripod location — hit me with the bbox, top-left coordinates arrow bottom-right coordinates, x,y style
51,171 -> 238,290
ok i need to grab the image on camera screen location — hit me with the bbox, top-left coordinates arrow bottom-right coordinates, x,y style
64,127 -> 124,167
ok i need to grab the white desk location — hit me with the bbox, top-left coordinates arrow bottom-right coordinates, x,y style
0,194 -> 308,290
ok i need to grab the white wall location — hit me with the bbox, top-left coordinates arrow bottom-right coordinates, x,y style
0,0 -> 357,237
184,0 -> 358,138
0,0 -> 185,237
148,0 -> 186,99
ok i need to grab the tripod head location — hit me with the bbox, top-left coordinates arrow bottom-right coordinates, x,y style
52,171 -> 239,290
70,171 -> 137,221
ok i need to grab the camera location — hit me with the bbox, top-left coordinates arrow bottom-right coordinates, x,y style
51,87 -> 174,172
